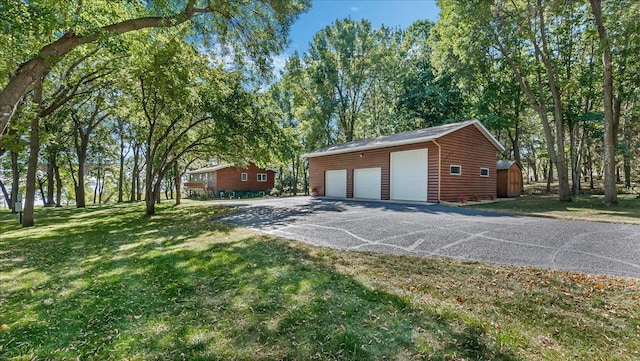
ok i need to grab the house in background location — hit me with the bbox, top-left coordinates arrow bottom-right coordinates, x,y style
184,163 -> 275,198
496,160 -> 523,198
303,120 -> 505,203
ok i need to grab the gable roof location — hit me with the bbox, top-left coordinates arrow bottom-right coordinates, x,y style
302,120 -> 504,158
497,160 -> 522,170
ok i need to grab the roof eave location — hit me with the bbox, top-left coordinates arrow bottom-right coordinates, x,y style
302,120 -> 505,158
302,135 -> 438,158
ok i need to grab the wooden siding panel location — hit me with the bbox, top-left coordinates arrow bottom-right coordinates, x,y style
438,125 -> 498,201
215,163 -> 275,192
309,142 -> 439,202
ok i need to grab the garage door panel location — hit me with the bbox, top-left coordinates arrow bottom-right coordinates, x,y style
325,170 -> 347,198
390,149 -> 428,201
354,167 -> 381,200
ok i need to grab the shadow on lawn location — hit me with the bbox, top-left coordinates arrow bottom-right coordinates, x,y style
0,204 -> 519,360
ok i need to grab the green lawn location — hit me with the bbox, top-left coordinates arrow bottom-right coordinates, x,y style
471,193 -> 640,224
1,202 -> 639,360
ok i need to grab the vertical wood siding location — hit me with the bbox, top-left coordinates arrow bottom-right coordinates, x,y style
308,123 -> 500,203
498,165 -> 523,197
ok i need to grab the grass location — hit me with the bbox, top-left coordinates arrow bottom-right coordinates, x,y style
1,202 -> 639,360
470,190 -> 640,224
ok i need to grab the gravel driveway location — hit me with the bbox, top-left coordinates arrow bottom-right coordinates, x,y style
217,197 -> 640,278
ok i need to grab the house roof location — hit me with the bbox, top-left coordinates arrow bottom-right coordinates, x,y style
187,164 -> 232,175
497,160 -> 522,170
302,120 -> 505,158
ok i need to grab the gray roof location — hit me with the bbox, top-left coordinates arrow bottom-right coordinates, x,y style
302,120 -> 504,158
497,160 -> 521,170
187,164 -> 232,175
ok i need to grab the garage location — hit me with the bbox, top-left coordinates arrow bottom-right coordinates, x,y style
325,169 -> 347,198
390,148 -> 428,201
353,167 -> 382,200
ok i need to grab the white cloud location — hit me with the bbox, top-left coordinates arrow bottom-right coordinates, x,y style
350,6 -> 360,12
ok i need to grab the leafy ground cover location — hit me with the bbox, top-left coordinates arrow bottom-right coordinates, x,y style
471,193 -> 640,224
1,202 -> 639,360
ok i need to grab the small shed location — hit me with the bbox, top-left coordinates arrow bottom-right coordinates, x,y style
496,160 -> 522,198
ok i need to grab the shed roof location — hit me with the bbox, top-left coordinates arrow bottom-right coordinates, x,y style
302,119 -> 505,158
497,160 -> 522,170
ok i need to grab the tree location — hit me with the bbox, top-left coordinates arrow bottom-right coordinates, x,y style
435,0 -> 575,201
0,0 -> 309,142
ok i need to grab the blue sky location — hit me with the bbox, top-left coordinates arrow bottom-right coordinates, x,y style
285,0 -> 441,55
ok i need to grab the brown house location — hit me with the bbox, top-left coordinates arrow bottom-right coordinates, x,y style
184,163 -> 275,198
303,120 -> 505,203
496,160 -> 523,198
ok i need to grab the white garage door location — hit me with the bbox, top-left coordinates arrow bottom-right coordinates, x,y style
390,148 -> 428,201
325,169 -> 347,198
354,168 -> 382,200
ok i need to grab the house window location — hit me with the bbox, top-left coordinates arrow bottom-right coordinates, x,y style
450,165 -> 462,175
257,173 -> 267,182
241,173 -> 248,182
480,168 -> 489,177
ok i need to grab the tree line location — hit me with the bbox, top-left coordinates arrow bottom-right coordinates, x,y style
1,0 -> 638,227
271,0 -> 639,206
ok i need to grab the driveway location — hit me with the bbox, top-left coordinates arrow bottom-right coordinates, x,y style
217,197 -> 640,278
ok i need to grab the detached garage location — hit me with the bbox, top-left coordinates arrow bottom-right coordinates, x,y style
303,120 -> 505,203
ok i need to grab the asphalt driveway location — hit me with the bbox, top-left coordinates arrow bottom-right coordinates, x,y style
218,197 -> 640,278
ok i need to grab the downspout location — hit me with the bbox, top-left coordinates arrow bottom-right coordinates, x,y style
432,140 -> 442,203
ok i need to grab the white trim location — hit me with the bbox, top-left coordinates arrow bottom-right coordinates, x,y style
257,173 -> 267,182
241,173 -> 248,182
450,165 -> 462,175
480,168 -> 490,177
302,120 -> 505,158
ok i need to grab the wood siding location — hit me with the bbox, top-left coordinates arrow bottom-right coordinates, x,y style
497,164 -> 522,197
437,125 -> 498,201
214,163 -> 275,192
309,142 -> 439,202
308,123 -> 500,203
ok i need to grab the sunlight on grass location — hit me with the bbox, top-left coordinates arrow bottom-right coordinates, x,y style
473,193 -> 640,224
1,203 -> 639,360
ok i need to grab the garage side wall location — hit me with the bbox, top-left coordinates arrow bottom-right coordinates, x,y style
438,126 -> 498,201
308,142 -> 439,202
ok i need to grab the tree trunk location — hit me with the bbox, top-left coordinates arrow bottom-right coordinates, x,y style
76,152 -> 86,208
174,160 -> 181,206
118,143 -> 125,203
145,153 -> 156,215
93,164 -> 100,204
45,158 -> 55,206
38,176 -> 47,204
590,0 -> 617,205
23,76 -> 44,227
0,179 -> 10,209
130,147 -> 139,202
623,120 -> 631,188
10,150 -> 19,212
54,161 -> 62,206
23,117 -> 40,227
546,160 -> 553,194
